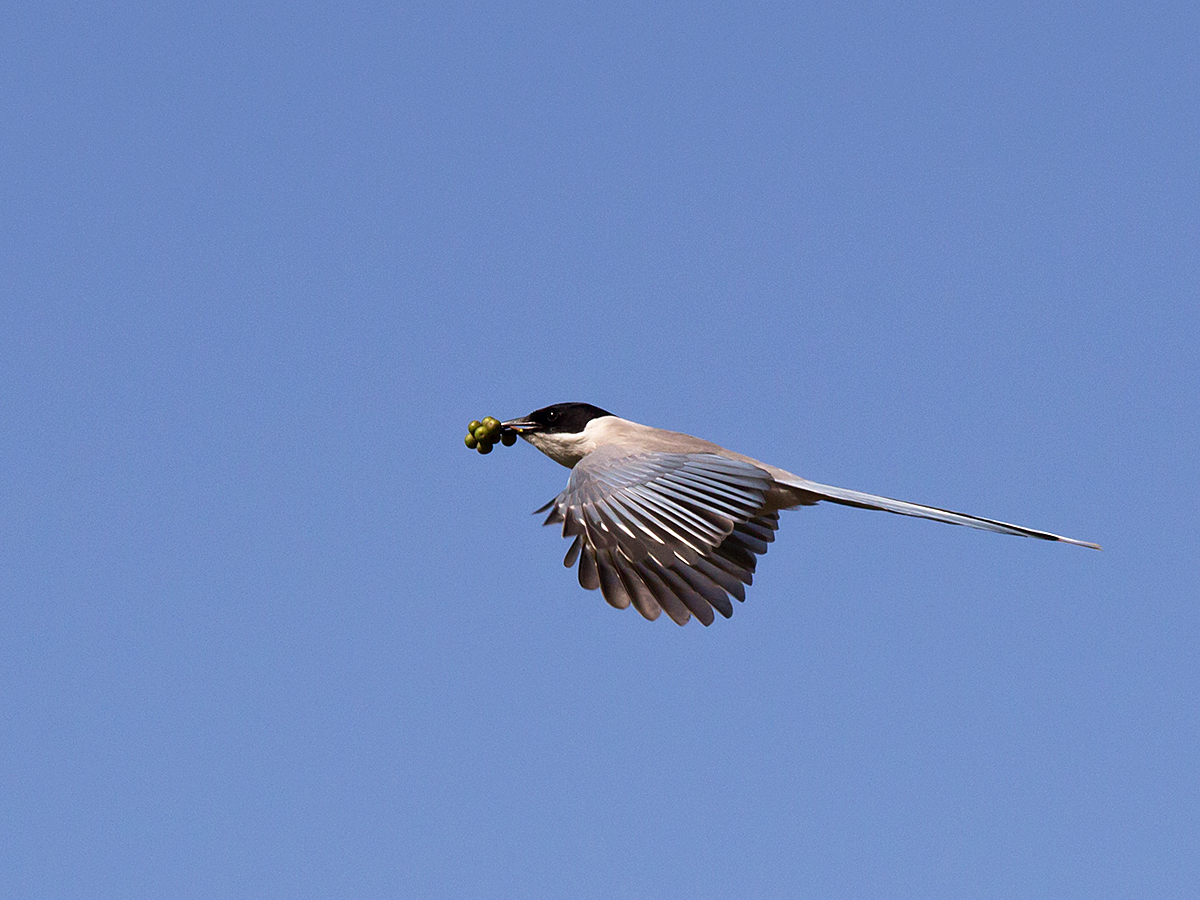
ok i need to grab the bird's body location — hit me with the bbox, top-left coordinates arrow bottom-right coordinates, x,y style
500,403 -> 1099,626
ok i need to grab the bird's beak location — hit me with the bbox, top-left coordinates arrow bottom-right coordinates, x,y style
501,416 -> 537,434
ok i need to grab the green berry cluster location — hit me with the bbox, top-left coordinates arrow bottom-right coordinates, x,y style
464,416 -> 515,454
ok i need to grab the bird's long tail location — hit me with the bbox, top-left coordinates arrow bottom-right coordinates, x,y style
776,476 -> 1101,549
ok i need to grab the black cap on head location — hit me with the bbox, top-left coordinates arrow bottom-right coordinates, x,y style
509,402 -> 614,435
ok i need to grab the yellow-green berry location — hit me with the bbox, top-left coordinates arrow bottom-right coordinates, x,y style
500,431 -> 516,446
468,420 -> 482,433
476,440 -> 493,454
465,433 -> 478,449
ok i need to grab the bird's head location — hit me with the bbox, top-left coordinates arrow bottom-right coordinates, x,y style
502,402 -> 615,467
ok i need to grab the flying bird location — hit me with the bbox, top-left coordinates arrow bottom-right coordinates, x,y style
497,403 -> 1100,626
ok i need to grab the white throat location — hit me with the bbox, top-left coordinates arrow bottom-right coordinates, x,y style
521,416 -> 616,468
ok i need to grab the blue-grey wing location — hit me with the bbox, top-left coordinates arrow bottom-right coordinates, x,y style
539,449 -> 780,625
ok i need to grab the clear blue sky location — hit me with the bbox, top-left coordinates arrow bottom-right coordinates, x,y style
3,2 -> 1197,897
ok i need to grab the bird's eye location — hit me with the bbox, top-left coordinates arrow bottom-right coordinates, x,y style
546,410 -> 558,421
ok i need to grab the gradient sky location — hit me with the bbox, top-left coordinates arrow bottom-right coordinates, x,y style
3,2 -> 1198,898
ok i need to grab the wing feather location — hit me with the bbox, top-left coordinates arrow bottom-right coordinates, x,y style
562,534 -> 583,568
659,567 -> 716,626
635,560 -> 695,626
578,544 -> 600,590
692,555 -> 747,602
616,559 -> 662,621
539,450 -> 777,625
596,551 -> 633,610
673,564 -> 735,618
649,478 -> 750,521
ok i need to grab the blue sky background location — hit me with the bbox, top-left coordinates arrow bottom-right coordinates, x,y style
3,2 -> 1197,897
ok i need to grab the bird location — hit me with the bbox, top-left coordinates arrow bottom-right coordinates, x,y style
498,402 -> 1100,626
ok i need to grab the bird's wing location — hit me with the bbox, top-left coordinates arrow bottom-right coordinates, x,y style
537,449 -> 780,625
774,475 -> 1101,549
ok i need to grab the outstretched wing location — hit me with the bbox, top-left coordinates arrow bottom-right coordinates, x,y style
538,448 -> 780,625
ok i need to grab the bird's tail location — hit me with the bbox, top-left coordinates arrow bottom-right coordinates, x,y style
775,475 -> 1101,550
